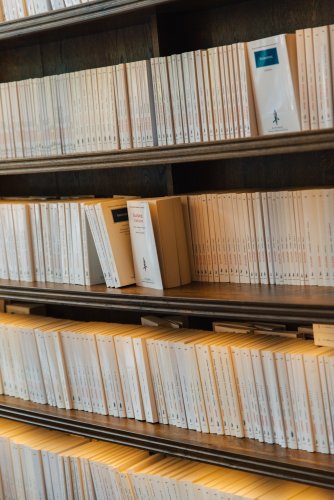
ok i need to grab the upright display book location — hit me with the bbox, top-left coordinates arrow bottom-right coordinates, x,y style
247,34 -> 301,134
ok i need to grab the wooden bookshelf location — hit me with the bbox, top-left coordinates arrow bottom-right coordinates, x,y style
0,395 -> 333,489
0,0 -> 173,42
0,129 -> 333,175
0,280 -> 334,324
0,0 -> 334,492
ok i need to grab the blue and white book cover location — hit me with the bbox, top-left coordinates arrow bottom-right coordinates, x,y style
247,34 -> 301,134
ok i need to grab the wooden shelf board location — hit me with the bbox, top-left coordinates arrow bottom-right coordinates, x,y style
0,0 -> 175,41
0,280 -> 334,323
0,395 -> 333,488
0,129 -> 333,175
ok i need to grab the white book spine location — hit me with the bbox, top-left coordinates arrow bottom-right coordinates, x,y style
304,27 -> 319,129
313,25 -> 334,129
296,29 -> 310,130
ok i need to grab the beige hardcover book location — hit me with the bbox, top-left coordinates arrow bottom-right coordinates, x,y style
304,27 -> 319,129
313,323 -> 334,347
313,25 -> 333,129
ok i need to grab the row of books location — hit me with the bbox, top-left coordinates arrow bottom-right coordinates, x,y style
1,187 -> 334,290
297,25 -> 334,131
0,196 -> 191,289
0,0 -> 92,22
0,197 -> 106,285
1,420 -> 331,500
0,60 -> 156,159
1,24 -> 333,159
185,188 -> 334,286
1,313 -> 334,453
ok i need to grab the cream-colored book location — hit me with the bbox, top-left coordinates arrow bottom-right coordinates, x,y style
175,53 -> 189,143
304,27 -> 319,129
228,44 -> 240,138
195,49 -> 209,142
221,45 -> 234,139
150,57 -> 165,146
313,25 -> 333,129
238,42 -> 258,137
168,54 -> 183,144
296,29 -> 310,130
115,63 -> 132,150
207,47 -> 222,140
159,56 -> 175,145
